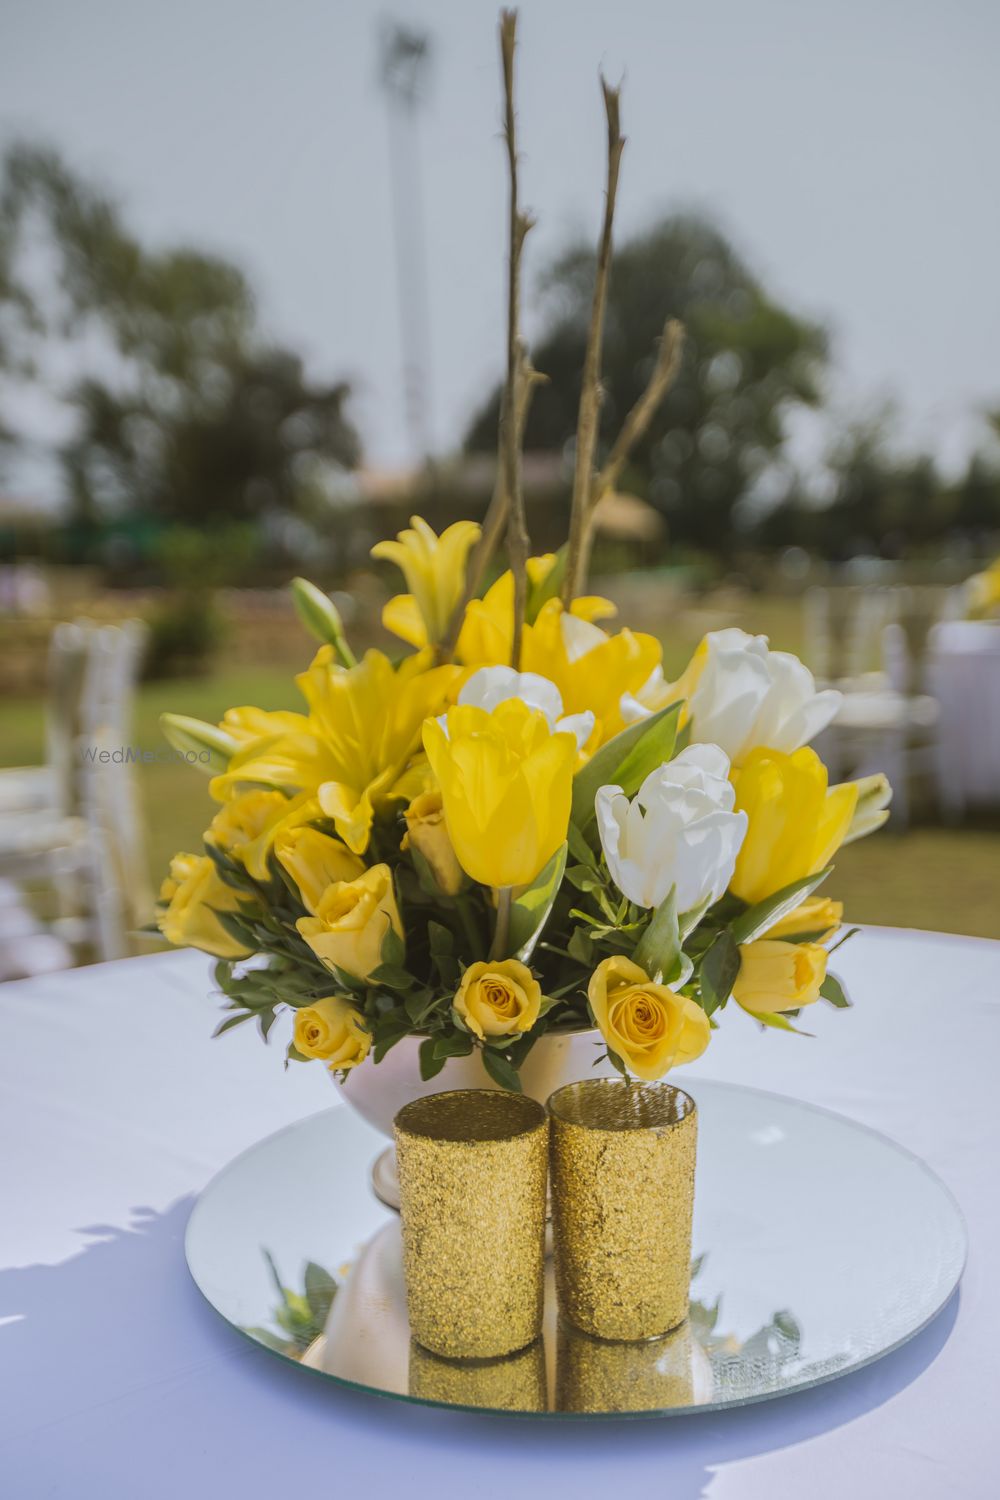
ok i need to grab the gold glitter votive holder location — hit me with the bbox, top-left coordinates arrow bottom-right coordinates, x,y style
394,1089 -> 548,1359
548,1078 -> 697,1341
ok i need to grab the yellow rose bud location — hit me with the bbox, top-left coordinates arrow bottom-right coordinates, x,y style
732,939 -> 827,1015
296,863 -> 402,980
767,896 -> 843,942
453,959 -> 542,1041
423,699 -> 575,889
729,747 -> 859,906
274,825 -> 365,914
588,955 -> 710,1082
206,789 -> 318,881
158,852 -> 251,959
293,996 -> 370,1070
402,789 -> 465,896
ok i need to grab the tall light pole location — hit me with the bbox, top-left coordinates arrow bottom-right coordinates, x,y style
378,22 -> 434,469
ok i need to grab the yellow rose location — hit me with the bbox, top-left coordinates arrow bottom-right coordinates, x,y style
296,863 -> 402,980
274,825 -> 365,914
402,789 -> 464,895
732,939 -> 827,1015
158,852 -> 252,959
454,959 -> 542,1040
767,896 -> 843,942
730,747 -> 858,906
206,789 -> 318,881
423,698 -> 575,889
293,996 -> 371,1070
587,955 -> 710,1082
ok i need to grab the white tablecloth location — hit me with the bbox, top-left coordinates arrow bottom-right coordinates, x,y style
3,928 -> 998,1499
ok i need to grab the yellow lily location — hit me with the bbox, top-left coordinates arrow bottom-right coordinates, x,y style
210,648 -> 461,854
521,599 -> 663,748
451,561 -> 618,669
423,698 -> 576,888
730,747 -> 858,906
767,896 -> 843,942
372,515 -> 481,647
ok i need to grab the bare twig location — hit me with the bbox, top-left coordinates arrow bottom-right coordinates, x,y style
568,317 -> 685,588
562,77 -> 625,607
436,348 -> 544,662
499,9 -> 532,669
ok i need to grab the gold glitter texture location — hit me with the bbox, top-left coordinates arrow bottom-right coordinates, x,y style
556,1317 -> 696,1411
395,1089 -> 548,1358
409,1337 -> 547,1410
548,1079 -> 697,1341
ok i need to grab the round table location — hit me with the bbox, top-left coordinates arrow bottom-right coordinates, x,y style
2,928 -> 997,1498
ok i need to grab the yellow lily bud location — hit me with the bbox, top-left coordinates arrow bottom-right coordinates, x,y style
274,825 -> 365,914
402,789 -> 465,895
588,955 -> 711,1082
454,959 -> 542,1040
767,896 -> 843,942
732,939 -> 827,1015
293,996 -> 370,1070
422,699 -> 576,889
206,790 -> 318,882
160,713 -> 239,774
158,852 -> 251,959
372,515 -> 480,646
730,747 -> 858,906
296,864 -> 402,980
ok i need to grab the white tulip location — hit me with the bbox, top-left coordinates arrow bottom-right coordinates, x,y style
595,744 -> 748,913
627,628 -> 842,764
456,666 -> 595,751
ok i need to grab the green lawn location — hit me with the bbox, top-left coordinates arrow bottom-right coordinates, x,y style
3,656 -> 999,942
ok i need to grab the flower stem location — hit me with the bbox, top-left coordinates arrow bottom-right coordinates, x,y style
491,885 -> 513,960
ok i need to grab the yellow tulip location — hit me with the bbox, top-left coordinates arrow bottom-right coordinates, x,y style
767,896 -> 843,942
158,852 -> 251,959
210,648 -> 460,855
296,863 -> 402,980
274,825 -> 365,914
454,564 -> 618,674
422,699 -> 576,888
372,515 -> 481,646
729,747 -> 858,906
402,788 -> 465,895
732,939 -> 827,1015
293,996 -> 370,1069
454,959 -> 542,1040
206,789 -> 318,881
588,955 -> 710,1081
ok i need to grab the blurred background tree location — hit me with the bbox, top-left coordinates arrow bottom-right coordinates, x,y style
466,213 -> 828,552
0,145 -> 360,533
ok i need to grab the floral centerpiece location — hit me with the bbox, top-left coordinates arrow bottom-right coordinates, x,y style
156,10 -> 891,1108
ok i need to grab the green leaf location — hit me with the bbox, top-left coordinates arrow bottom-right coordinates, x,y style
418,1037 -> 447,1081
379,923 -> 406,968
570,701 -> 682,831
508,843 -> 568,960
369,963 -> 416,991
214,909 -> 257,948
212,1011 -> 252,1038
303,1261 -> 338,1325
431,1032 -> 476,1060
480,1047 -> 523,1092
753,1010 -> 815,1037
700,929 -> 740,1016
820,973 -> 852,1008
567,821 -> 595,864
567,926 -> 595,965
632,887 -> 680,981
428,922 -> 455,958
373,1021 -> 412,1064
730,868 -> 833,947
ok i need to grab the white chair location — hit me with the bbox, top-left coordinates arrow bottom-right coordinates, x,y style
0,619 -> 149,970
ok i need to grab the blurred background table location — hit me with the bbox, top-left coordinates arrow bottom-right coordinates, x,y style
2,926 -> 997,1499
926,621 -> 1000,817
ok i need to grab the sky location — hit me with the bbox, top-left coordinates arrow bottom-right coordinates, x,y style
2,0 -> 999,500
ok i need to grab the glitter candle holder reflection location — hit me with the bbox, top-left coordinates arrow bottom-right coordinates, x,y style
548,1079 -> 697,1341
394,1089 -> 548,1359
409,1337 -> 547,1410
